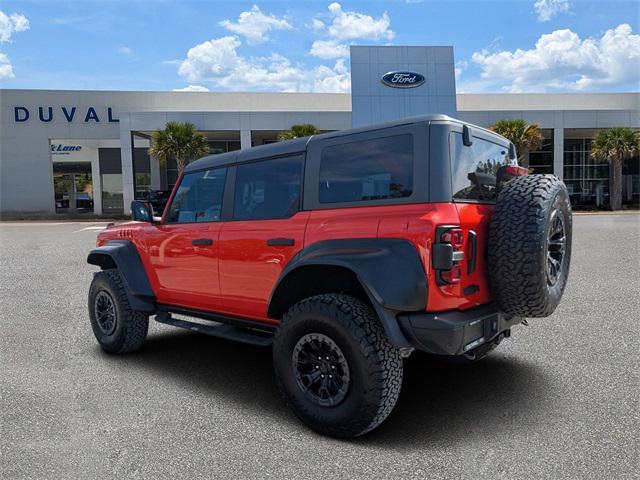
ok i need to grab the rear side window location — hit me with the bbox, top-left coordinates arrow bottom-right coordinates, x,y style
165,168 -> 227,223
233,155 -> 303,220
450,132 -> 511,202
319,134 -> 413,204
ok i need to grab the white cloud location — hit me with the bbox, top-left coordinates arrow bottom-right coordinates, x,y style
324,2 -> 393,41
454,60 -> 468,81
219,5 -> 292,45
534,0 -> 570,22
0,52 -> 14,79
310,39 -> 349,59
177,35 -> 350,93
173,85 -> 210,92
471,24 -> 640,92
118,46 -> 134,56
178,36 -> 243,82
0,11 -> 29,43
308,3 -> 394,59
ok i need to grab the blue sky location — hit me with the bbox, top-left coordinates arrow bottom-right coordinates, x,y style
0,0 -> 638,93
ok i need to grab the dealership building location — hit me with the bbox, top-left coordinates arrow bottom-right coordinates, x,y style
1,46 -> 638,216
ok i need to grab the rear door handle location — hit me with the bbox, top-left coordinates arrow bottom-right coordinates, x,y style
192,238 -> 213,246
267,238 -> 295,247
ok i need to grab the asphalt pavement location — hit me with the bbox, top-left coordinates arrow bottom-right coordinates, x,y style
1,214 -> 638,479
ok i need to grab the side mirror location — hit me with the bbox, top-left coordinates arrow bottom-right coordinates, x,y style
131,200 -> 154,223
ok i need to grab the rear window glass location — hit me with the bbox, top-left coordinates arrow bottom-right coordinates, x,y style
319,134 -> 413,204
450,132 -> 511,202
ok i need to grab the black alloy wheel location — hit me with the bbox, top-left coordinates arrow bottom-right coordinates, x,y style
546,209 -> 566,287
94,290 -> 117,335
292,333 -> 350,407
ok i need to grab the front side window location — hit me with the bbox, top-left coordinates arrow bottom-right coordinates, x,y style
233,155 -> 303,220
450,133 -> 511,202
319,134 -> 413,204
165,168 -> 227,223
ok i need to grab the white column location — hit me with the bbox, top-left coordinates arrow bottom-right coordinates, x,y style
240,129 -> 252,150
120,118 -> 135,215
150,155 -> 161,190
553,128 -> 564,180
91,149 -> 103,216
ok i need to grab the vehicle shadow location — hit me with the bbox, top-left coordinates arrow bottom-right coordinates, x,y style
117,329 -> 552,449
361,352 -> 551,449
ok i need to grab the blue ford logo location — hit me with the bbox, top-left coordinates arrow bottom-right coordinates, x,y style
381,71 -> 426,88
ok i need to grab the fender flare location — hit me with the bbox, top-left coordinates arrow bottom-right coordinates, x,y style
269,238 -> 428,347
87,240 -> 156,312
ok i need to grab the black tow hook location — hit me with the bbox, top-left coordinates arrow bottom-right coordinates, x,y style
521,319 -> 529,326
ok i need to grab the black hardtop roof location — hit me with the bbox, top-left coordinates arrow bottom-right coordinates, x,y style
184,114 -> 508,173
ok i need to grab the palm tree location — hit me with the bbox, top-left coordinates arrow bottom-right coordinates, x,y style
148,121 -> 209,174
278,124 -> 320,141
491,119 -> 544,167
590,127 -> 640,211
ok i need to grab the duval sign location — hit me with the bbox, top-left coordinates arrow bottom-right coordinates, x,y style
13,106 -> 119,123
381,71 -> 426,88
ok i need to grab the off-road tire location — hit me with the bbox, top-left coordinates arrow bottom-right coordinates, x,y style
88,269 -> 149,353
273,294 -> 403,438
488,174 -> 572,317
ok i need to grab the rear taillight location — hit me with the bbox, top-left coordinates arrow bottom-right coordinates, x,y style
504,165 -> 528,176
433,226 -> 465,285
440,264 -> 462,284
441,228 -> 464,249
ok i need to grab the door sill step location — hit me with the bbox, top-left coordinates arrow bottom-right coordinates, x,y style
155,313 -> 273,347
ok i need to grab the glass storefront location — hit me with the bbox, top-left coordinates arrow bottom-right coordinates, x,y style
51,140 -> 95,214
53,168 -> 94,213
563,138 -> 610,209
528,129 -> 554,174
622,155 -> 639,208
99,148 -> 124,214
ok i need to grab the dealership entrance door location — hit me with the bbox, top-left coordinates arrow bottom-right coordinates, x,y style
53,163 -> 94,213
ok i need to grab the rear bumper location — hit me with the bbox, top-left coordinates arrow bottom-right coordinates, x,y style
397,303 -> 521,356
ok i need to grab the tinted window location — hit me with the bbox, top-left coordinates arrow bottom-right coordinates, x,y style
165,168 -> 227,223
450,133 -> 511,202
319,134 -> 413,204
233,156 -> 302,220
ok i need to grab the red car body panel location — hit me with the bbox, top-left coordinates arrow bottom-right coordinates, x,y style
216,212 -> 310,322
97,199 -> 494,324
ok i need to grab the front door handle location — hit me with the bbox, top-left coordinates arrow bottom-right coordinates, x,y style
192,238 -> 213,246
267,238 -> 295,247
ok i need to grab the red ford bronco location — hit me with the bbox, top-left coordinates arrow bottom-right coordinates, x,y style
87,115 -> 572,438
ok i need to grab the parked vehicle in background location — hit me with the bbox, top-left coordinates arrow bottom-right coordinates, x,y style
139,190 -> 171,214
86,115 -> 572,438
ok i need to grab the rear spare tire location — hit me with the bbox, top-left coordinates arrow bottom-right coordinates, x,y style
488,174 -> 572,317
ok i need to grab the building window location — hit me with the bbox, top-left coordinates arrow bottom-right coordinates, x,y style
563,138 -> 610,208
99,148 -> 124,215
528,129 -> 553,174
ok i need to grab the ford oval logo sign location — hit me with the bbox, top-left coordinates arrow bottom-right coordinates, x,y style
381,71 -> 425,88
